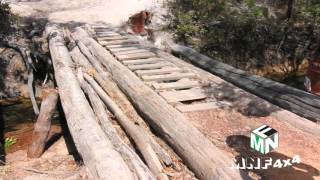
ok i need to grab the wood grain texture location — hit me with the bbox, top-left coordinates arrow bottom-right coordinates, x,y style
28,88 -> 58,158
46,25 -> 134,180
72,27 -> 245,180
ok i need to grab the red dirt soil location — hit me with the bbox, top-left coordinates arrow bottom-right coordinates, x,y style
184,109 -> 320,180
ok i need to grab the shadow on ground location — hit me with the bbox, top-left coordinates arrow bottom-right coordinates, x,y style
205,82 -> 280,117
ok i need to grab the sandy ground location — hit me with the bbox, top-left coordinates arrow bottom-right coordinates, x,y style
1,138 -> 88,180
9,0 -> 165,26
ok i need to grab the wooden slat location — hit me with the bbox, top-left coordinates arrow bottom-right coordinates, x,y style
152,79 -> 200,90
115,49 -> 151,55
100,40 -> 139,46
117,52 -> 157,61
176,102 -> 219,112
142,72 -> 197,82
159,88 -> 206,103
123,58 -> 164,65
106,44 -> 142,49
96,32 -> 120,36
92,25 -> 111,28
109,47 -> 142,53
128,62 -> 174,71
98,36 -> 128,41
135,67 -> 183,76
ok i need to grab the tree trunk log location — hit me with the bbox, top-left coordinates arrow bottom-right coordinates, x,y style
171,44 -> 320,123
46,24 -> 134,180
83,73 -> 167,180
27,88 -> 58,158
77,71 -> 155,180
72,27 -> 244,180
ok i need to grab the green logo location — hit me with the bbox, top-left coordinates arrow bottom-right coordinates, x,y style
250,125 -> 278,154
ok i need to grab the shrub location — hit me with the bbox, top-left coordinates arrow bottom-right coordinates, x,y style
0,0 -> 15,36
168,0 -> 320,81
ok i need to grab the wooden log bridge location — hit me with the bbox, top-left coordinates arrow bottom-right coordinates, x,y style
46,23 -> 245,180
46,22 -> 320,180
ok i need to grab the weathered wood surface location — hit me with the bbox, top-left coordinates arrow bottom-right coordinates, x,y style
171,44 -> 320,122
141,72 -> 197,82
128,62 -> 174,71
115,49 -> 152,56
152,79 -> 200,90
111,46 -> 142,53
28,88 -> 58,158
123,58 -> 163,65
78,72 -> 155,180
100,39 -> 139,46
83,73 -> 167,180
159,88 -> 206,103
72,28 -> 245,180
136,67 -> 183,76
70,38 -> 173,167
117,52 -> 157,61
46,25 -> 134,180
97,36 -> 128,41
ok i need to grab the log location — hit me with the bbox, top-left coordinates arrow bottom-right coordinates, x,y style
28,88 -> 58,158
77,71 -> 155,180
46,24 -> 134,180
83,73 -> 167,180
171,44 -> 320,122
72,27 -> 244,180
71,38 -> 172,166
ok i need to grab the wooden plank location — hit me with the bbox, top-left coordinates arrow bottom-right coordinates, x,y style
115,49 -> 152,55
73,28 -> 245,180
110,47 -> 142,53
142,72 -> 197,82
159,88 -> 206,103
128,62 -> 174,71
92,25 -> 112,28
153,79 -> 200,90
98,36 -> 128,41
171,44 -> 320,122
176,102 -> 219,112
106,44 -> 142,49
117,52 -> 157,61
100,39 -> 139,46
123,58 -> 164,65
96,32 -> 120,37
96,34 -> 121,38
136,67 -> 183,76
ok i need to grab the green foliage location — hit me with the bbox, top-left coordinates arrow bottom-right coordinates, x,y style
4,137 -> 17,152
0,0 -> 15,36
169,0 -> 320,80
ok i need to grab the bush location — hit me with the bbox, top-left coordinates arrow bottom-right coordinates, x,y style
0,0 -> 15,36
168,0 -> 320,81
